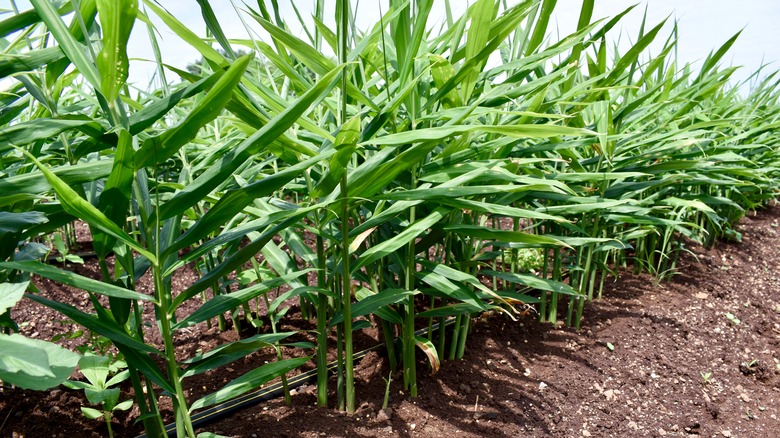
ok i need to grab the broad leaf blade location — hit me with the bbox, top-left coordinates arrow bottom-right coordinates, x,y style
0,333 -> 80,390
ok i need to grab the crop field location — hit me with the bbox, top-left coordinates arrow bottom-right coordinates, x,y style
0,0 -> 778,437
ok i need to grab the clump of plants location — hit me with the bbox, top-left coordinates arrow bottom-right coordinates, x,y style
0,0 -> 777,436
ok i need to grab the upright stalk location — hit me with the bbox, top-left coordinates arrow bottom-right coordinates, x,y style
340,176 -> 354,413
403,165 -> 418,397
152,264 -> 195,438
337,0 -> 355,414
315,232 -> 329,407
152,168 -> 194,437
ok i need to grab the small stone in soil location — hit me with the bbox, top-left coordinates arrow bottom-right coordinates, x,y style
377,408 -> 392,421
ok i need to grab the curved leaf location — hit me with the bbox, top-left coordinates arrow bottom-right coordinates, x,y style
189,357 -> 310,411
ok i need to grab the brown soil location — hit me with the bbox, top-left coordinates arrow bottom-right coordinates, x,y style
1,206 -> 779,438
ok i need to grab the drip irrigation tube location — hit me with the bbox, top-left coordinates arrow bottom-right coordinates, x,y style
136,319 -> 456,438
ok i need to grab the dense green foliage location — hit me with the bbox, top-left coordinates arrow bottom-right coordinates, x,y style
1,0 -> 778,436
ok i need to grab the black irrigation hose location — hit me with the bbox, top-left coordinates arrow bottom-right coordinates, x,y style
136,319 -> 457,438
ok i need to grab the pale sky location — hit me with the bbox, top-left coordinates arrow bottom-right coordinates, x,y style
3,1 -> 780,89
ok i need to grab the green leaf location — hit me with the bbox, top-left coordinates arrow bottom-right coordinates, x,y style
0,212 -> 48,235
417,303 -> 484,318
428,55 -> 462,108
25,293 -> 159,356
0,4 -> 72,39
189,357 -> 310,411
80,407 -> 104,420
113,399 -> 133,411
0,261 -> 155,302
0,115 -> 104,153
268,286 -> 337,316
525,0 -> 557,56
134,54 -> 251,169
196,433 -> 230,438
181,332 -> 296,378
0,161 -> 112,207
94,128 -> 135,259
0,282 -> 28,314
363,124 -> 594,146
78,352 -> 110,388
434,198 -> 568,223
176,216 -> 306,300
330,289 -> 416,327
483,270 -> 579,296
128,71 -> 222,134
168,152 -> 329,256
95,0 -> 137,101
352,207 -> 449,273
419,260 -> 499,300
195,0 -> 234,57
441,225 -> 569,248
725,312 -> 741,325
142,0 -> 227,69
418,270 -> 487,312
312,115 -> 361,198
461,0 -> 496,101
45,0 -> 98,86
173,273 -> 309,330
116,346 -> 175,394
0,47 -> 65,78
0,333 -> 80,390
157,64 -> 346,222
19,150 -> 157,264
253,16 -> 378,111
30,0 -> 102,91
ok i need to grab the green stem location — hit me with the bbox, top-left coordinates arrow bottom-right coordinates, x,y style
153,264 -> 195,438
340,176 -> 354,413
436,315 -> 446,362
103,410 -> 114,438
315,232 -> 329,407
455,315 -> 470,359
337,0 -> 354,414
263,291 -> 292,405
370,271 -> 397,372
448,314 -> 461,361
403,164 -> 418,397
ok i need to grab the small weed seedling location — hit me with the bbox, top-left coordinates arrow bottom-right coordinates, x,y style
382,372 -> 393,410
725,313 -> 741,325
700,371 -> 713,384
64,353 -> 132,438
50,233 -> 84,265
